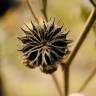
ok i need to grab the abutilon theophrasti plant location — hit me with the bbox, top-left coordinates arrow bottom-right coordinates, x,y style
18,20 -> 71,74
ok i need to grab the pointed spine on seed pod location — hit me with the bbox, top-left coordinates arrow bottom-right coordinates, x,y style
18,20 -> 71,74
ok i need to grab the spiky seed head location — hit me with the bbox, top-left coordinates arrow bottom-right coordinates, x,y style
18,20 -> 71,74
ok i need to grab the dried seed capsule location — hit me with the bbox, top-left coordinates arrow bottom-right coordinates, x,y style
18,20 -> 71,74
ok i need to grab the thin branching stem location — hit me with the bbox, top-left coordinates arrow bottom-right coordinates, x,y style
26,1 -> 62,96
41,0 -> 62,95
41,0 -> 48,21
26,0 -> 39,23
66,6 -> 96,66
78,67 -> 96,92
62,1 -> 96,96
90,0 -> 96,7
51,75 -> 63,96
52,74 -> 63,96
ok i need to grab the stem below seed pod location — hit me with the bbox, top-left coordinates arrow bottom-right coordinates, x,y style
62,1 -> 96,96
26,1 -> 62,96
52,74 -> 63,96
41,0 -> 63,95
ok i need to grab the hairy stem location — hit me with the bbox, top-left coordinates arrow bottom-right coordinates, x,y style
78,67 -> 96,92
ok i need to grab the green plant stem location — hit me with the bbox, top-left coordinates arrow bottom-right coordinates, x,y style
62,1 -> 96,96
41,0 -> 48,21
78,67 -> 96,92
26,1 -> 62,96
26,0 -> 39,23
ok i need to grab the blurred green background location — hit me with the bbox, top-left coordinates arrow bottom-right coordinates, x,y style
0,0 -> 96,96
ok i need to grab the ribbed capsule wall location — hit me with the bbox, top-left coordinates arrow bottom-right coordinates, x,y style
18,21 -> 71,74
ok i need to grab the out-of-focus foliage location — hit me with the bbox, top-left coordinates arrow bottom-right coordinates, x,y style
0,0 -> 21,17
80,5 -> 96,33
80,6 -> 91,22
